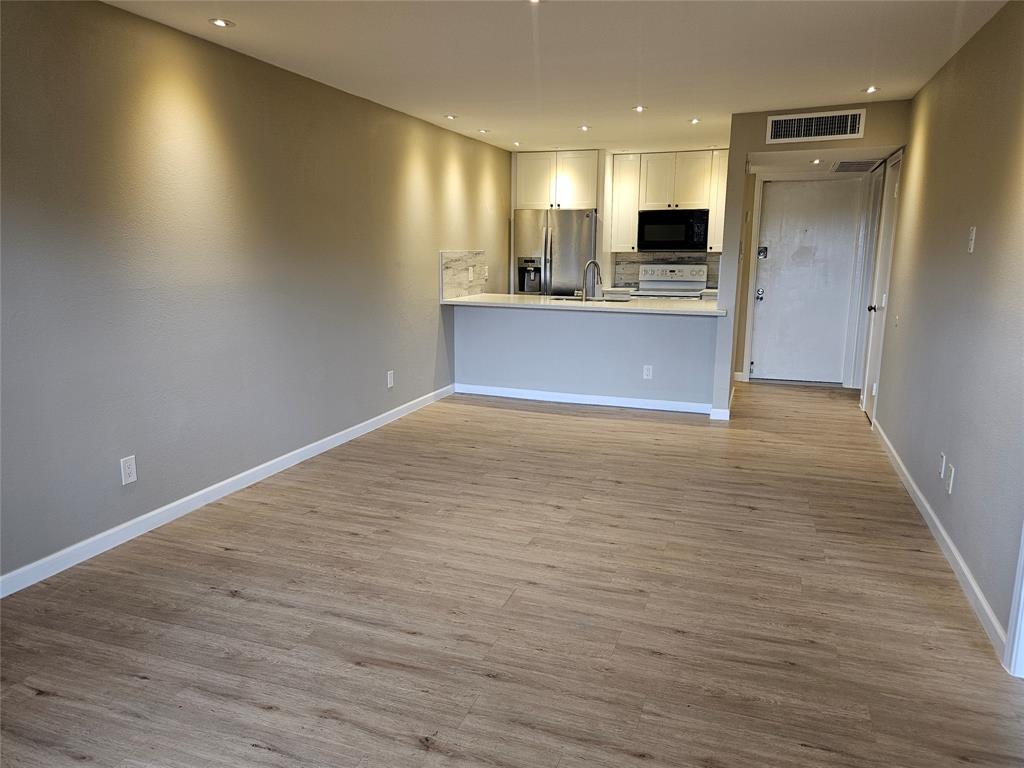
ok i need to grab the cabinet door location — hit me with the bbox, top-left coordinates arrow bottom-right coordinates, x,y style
639,153 -> 677,210
610,154 -> 640,252
554,150 -> 598,209
707,149 -> 729,252
673,150 -> 712,209
515,152 -> 556,209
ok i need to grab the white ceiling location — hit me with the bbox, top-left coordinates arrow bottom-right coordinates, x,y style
110,1 -> 1002,153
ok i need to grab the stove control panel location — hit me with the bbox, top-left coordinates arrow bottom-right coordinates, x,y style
638,264 -> 707,281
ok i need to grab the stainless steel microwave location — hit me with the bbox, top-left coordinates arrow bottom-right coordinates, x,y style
636,209 -> 709,252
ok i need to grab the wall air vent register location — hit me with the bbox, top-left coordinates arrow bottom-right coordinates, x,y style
766,109 -> 866,144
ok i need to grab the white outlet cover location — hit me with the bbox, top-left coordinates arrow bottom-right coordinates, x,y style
120,455 -> 137,486
386,370 -> 395,389
642,365 -> 653,380
946,465 -> 956,495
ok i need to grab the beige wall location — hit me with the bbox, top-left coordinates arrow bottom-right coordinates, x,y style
1,2 -> 510,573
876,2 -> 1024,633
719,100 -> 911,391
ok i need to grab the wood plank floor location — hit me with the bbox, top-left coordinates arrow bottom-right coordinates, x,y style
2,383 -> 1023,767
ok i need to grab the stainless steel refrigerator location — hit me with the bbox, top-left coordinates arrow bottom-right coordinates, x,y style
512,209 -> 597,296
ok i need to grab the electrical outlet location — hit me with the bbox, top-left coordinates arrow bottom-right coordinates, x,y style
482,265 -> 489,280
968,226 -> 977,254
642,365 -> 653,380
386,370 -> 395,389
120,455 -> 137,486
894,314 -> 900,327
946,464 -> 956,495
939,452 -> 946,479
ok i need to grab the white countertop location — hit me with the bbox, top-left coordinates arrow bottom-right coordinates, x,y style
442,293 -> 726,317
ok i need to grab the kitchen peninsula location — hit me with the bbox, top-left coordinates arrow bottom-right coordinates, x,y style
443,292 -> 730,419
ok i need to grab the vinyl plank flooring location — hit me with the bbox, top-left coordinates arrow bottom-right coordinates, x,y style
3,383 -> 1023,767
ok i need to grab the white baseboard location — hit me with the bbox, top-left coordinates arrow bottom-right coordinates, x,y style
874,422 -> 1008,663
453,383 -> 712,416
1004,525 -> 1024,677
733,371 -> 750,382
709,408 -> 730,420
0,385 -> 455,598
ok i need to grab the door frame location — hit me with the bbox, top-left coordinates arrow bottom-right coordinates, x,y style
861,149 -> 904,420
740,172 -> 875,385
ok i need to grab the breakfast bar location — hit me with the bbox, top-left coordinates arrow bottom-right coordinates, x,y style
443,293 -> 729,418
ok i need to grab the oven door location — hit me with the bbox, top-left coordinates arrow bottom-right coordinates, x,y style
637,209 -> 709,251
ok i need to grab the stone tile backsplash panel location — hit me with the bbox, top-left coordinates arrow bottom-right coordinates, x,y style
441,250 -> 488,299
613,251 -> 720,289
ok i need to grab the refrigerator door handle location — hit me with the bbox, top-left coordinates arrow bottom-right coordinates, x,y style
543,226 -> 551,294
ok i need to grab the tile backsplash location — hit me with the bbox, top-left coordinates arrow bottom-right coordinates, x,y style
613,252 -> 720,289
440,250 -> 488,299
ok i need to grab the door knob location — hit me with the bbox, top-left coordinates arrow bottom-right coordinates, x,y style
867,305 -> 877,312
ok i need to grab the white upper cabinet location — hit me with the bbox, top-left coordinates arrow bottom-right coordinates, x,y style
707,149 -> 729,252
515,150 -> 598,209
639,151 -> 712,210
515,152 -> 556,209
554,150 -> 599,209
673,151 -> 712,209
610,154 -> 641,252
639,153 -> 677,210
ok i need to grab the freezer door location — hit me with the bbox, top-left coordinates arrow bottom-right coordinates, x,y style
548,208 -> 597,296
512,209 -> 549,294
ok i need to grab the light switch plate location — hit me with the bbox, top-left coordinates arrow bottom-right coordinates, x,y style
968,226 -> 977,254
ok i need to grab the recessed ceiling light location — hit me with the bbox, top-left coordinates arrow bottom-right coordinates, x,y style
530,0 -> 540,4
513,141 -> 520,147
864,85 -> 880,94
209,18 -> 235,28
634,105 -> 646,113
444,114 -> 457,120
478,129 -> 489,134
690,117 -> 700,125
811,158 -> 822,165
579,125 -> 590,132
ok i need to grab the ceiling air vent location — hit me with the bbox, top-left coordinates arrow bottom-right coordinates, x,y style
831,159 -> 883,173
766,109 -> 866,144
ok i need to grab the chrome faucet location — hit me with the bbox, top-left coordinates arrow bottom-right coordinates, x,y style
581,259 -> 603,302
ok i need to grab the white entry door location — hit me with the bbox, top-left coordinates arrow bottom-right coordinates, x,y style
862,153 -> 903,420
751,179 -> 863,383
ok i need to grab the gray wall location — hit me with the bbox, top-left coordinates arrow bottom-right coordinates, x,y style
454,306 -> 718,406
1,2 -> 510,573
875,2 -> 1024,630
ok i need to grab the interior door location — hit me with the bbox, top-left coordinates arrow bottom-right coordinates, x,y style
673,151 -> 712,209
750,179 -> 863,383
862,152 -> 903,420
554,150 -> 599,209
639,153 -> 676,210
515,152 -> 556,209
